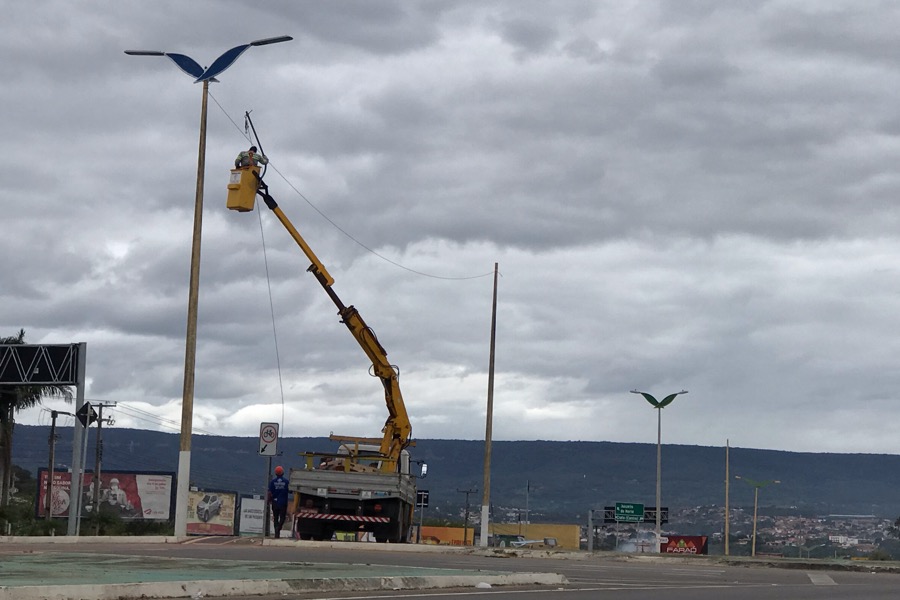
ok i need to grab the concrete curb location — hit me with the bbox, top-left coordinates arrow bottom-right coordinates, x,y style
0,535 -> 180,544
0,572 -> 567,600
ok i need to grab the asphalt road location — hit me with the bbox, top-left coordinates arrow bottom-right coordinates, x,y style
11,538 -> 900,600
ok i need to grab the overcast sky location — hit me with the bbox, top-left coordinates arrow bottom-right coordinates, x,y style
6,1 -> 900,455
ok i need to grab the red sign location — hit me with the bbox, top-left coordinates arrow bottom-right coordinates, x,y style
661,535 -> 709,555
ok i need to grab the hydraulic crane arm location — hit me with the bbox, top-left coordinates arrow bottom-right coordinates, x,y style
227,170 -> 411,472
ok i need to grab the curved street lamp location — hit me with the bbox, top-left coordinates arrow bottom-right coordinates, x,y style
631,389 -> 688,550
735,475 -> 780,557
125,36 -> 292,538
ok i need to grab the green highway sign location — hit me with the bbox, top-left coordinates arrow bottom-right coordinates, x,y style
615,502 -> 644,523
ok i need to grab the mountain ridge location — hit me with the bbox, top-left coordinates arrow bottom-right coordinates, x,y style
12,425 -> 900,522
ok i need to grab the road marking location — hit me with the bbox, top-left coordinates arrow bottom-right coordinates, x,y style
808,572 -> 837,585
180,535 -> 217,545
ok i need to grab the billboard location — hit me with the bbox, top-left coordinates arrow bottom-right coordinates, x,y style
661,535 -> 709,555
239,496 -> 265,536
186,488 -> 238,536
36,469 -> 174,520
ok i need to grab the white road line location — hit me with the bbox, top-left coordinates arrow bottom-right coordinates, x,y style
298,582 -> 778,600
807,572 -> 837,586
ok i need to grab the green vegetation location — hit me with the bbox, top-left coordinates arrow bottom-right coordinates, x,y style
0,466 -> 65,536
81,505 -> 174,536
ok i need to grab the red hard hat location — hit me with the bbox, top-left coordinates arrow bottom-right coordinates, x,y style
274,466 -> 284,476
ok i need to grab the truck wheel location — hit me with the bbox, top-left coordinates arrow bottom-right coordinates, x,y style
374,525 -> 388,543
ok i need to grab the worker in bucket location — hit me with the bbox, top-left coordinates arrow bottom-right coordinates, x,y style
235,145 -> 268,168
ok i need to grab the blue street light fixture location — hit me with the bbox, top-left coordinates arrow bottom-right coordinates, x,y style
125,36 -> 292,82
631,389 -> 688,550
125,35 -> 292,538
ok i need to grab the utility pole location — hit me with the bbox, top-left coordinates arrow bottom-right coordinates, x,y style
457,488 -> 477,545
525,480 -> 531,539
724,439 -> 730,556
90,402 -> 116,535
480,262 -> 499,547
45,410 -> 73,523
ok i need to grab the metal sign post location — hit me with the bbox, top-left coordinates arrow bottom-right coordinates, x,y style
416,490 -> 429,543
258,423 -> 279,538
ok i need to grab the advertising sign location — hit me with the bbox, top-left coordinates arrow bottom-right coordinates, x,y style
36,469 -> 174,520
661,535 -> 709,555
186,489 -> 238,536
239,496 -> 265,536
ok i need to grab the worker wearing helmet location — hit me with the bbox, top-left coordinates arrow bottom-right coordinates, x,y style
235,145 -> 269,168
268,465 -> 289,538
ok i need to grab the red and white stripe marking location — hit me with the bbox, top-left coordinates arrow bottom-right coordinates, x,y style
295,513 -> 390,523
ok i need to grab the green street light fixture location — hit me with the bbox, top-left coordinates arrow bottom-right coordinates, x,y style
125,35 -> 292,538
631,389 -> 688,551
735,475 -> 780,557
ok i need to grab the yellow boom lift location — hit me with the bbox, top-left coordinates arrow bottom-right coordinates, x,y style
226,162 -> 419,542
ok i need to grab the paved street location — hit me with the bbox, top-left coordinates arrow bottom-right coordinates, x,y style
3,537 -> 900,599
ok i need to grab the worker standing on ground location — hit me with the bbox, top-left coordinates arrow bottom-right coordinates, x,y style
268,466 -> 289,538
235,145 -> 268,168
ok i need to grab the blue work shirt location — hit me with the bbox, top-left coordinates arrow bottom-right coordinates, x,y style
268,475 -> 290,507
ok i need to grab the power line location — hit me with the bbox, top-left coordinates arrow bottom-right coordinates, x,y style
208,91 -> 493,281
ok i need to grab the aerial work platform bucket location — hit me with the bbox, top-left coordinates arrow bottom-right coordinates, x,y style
226,166 -> 260,212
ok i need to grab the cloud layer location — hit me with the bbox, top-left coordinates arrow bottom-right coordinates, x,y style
6,1 -> 900,454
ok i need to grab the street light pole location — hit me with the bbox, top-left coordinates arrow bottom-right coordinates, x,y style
631,389 -> 687,551
735,476 -> 780,557
125,36 -> 292,537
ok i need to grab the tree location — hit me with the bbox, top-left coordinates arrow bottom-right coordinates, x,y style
889,516 -> 900,539
0,330 -> 73,507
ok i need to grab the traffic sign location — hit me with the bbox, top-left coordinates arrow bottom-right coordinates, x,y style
615,502 -> 644,523
416,490 -> 429,508
258,422 -> 279,456
76,402 -> 98,428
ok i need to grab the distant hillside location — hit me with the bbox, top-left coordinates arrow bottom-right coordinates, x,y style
12,425 -> 900,522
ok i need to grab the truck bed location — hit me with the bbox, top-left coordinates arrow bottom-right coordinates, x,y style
288,469 -> 416,504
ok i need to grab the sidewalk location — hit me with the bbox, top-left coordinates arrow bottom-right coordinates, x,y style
0,538 -> 566,600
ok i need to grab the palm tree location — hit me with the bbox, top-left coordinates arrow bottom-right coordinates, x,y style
0,330 -> 73,506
